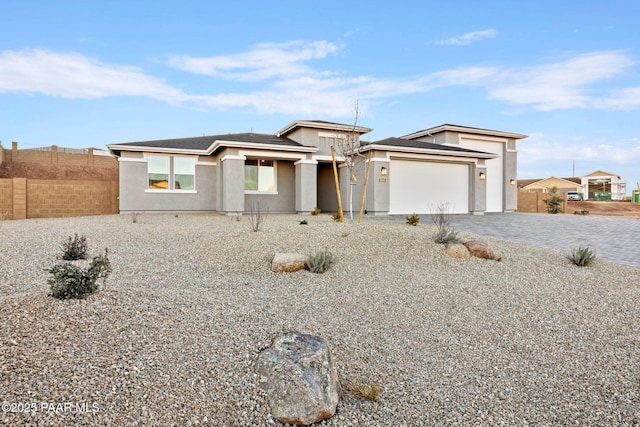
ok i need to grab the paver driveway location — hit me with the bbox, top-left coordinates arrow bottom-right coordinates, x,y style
446,213 -> 640,269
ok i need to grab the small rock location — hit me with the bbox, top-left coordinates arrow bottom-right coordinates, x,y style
255,332 -> 339,425
271,253 -> 309,273
464,241 -> 496,260
445,243 -> 470,259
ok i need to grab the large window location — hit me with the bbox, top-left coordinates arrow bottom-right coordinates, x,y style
147,156 -> 195,191
245,159 -> 275,192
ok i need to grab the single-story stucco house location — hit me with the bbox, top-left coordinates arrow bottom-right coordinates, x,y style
106,120 -> 527,215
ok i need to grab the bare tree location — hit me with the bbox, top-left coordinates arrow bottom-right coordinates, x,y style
335,101 -> 367,220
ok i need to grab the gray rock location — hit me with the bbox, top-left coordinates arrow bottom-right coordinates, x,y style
445,243 -> 470,259
464,241 -> 496,260
255,332 -> 339,425
272,253 -> 309,273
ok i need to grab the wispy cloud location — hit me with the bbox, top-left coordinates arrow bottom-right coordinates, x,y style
166,40 -> 341,82
0,49 -> 190,103
434,29 -> 498,46
488,51 -> 635,110
0,43 -> 638,118
518,132 -> 640,181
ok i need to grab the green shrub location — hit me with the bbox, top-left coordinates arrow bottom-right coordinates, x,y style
307,250 -> 334,273
574,210 -> 589,215
544,186 -> 564,214
48,249 -> 112,299
300,219 -> 308,225
433,226 -> 462,244
331,212 -> 342,222
311,207 -> 321,216
568,246 -> 596,267
406,213 -> 419,226
61,234 -> 88,260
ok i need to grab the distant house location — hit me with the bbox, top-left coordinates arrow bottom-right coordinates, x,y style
519,170 -> 626,201
581,170 -> 626,200
107,121 -> 527,215
520,176 -> 583,194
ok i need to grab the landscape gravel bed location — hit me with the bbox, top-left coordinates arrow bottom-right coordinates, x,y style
1,213 -> 639,426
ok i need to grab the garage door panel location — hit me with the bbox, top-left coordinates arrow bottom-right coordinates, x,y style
389,160 -> 469,214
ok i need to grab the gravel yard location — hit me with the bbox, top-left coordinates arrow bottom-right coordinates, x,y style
1,213 -> 639,426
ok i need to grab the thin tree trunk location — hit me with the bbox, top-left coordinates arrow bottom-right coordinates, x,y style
330,146 -> 344,223
358,151 -> 372,223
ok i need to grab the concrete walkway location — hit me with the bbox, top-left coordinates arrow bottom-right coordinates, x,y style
444,213 -> 640,269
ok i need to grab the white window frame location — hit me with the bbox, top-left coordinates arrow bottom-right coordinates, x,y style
244,159 -> 278,194
145,155 -> 197,193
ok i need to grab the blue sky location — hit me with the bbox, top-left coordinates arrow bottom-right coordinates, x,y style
1,1 -> 639,192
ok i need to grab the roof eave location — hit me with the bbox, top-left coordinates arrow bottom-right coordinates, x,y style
107,140 -> 318,157
402,125 -> 527,140
277,120 -> 373,136
361,144 -> 498,159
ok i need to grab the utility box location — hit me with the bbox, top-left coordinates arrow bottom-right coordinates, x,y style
632,190 -> 639,203
593,192 -> 612,201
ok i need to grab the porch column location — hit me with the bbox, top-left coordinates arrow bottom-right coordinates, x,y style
295,159 -> 317,214
365,157 -> 390,215
471,162 -> 487,215
220,155 -> 245,214
504,146 -> 518,212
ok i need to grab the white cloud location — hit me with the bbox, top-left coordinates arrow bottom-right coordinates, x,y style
166,40 -> 341,82
1,44 -> 638,118
434,29 -> 498,46
0,49 -> 190,103
488,51 -> 635,110
598,87 -> 640,110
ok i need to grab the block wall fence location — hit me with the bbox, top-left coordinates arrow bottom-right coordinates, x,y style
0,178 -> 119,220
0,142 -> 119,220
1,141 -> 118,168
517,191 -> 567,213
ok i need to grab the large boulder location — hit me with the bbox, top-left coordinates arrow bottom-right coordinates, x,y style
445,243 -> 470,259
272,253 -> 309,273
255,332 -> 339,425
464,241 -> 496,260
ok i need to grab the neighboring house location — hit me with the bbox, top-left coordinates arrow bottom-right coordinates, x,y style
107,121 -> 527,215
520,176 -> 583,194
519,171 -> 626,201
581,170 -> 626,200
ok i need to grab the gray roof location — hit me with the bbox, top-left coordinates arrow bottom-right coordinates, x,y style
110,132 -> 303,153
365,137 -> 495,156
402,124 -> 527,140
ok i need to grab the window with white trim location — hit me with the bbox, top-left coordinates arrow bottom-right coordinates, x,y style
147,155 -> 195,191
245,159 -> 275,192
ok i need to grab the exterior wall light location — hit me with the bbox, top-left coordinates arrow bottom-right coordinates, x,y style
380,166 -> 388,176
479,172 -> 486,180
510,179 -> 516,186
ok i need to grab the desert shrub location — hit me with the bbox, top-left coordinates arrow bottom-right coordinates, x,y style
131,212 -> 139,223
247,202 -> 268,232
345,380 -> 381,402
568,246 -> 596,267
61,234 -> 88,260
48,249 -> 112,299
311,207 -> 321,216
331,212 -> 342,222
300,219 -> 308,225
406,213 -> 419,226
574,210 -> 589,215
433,226 -> 462,244
307,250 -> 334,273
544,186 -> 564,214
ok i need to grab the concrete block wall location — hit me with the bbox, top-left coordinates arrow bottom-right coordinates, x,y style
517,191 -> 567,213
0,178 -> 118,219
